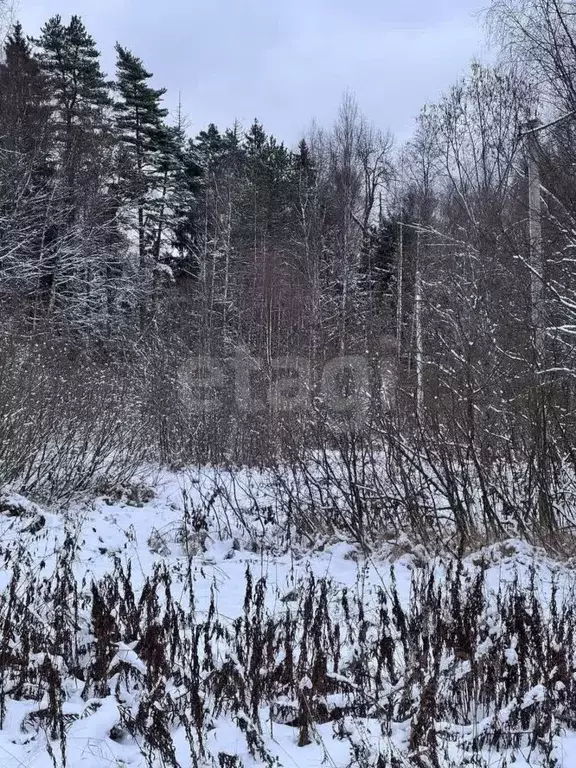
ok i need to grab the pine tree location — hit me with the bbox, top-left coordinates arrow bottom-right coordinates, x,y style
235,120 -> 298,357
31,17 -> 123,331
34,15 -> 111,173
114,43 -> 169,271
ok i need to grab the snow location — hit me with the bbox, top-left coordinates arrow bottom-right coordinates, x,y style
0,468 -> 574,766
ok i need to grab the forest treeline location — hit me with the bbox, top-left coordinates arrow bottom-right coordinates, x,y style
2,2 -> 576,545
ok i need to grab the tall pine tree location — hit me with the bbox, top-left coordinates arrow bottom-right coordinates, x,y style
33,16 -> 121,330
114,44 -> 168,271
34,15 -> 111,178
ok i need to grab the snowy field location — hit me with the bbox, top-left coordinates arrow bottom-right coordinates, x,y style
0,469 -> 574,767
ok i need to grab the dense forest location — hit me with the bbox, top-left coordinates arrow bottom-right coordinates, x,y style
2,1 -> 576,546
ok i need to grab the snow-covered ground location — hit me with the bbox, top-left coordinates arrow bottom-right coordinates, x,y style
0,469 -> 574,767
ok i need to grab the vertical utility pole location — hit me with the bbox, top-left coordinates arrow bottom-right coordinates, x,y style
415,225 -> 424,421
524,118 -> 545,368
523,118 -> 550,529
396,220 -> 403,364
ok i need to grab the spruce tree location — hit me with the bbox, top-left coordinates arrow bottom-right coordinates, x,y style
0,22 -> 55,318
5,21 -> 34,73
0,22 -> 49,157
196,123 -> 224,168
163,128 -> 202,271
149,122 -> 201,266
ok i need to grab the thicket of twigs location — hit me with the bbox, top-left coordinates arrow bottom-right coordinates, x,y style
4,321 -> 576,550
5,0 -> 576,552
0,518 -> 571,768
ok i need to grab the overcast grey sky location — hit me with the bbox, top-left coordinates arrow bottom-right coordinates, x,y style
19,0 -> 490,146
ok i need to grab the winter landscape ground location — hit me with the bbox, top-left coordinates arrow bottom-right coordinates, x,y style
6,0 -> 576,765
0,468 -> 573,768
